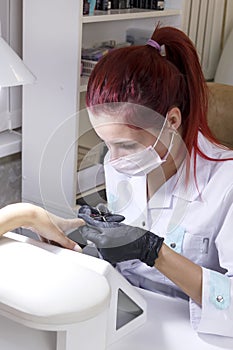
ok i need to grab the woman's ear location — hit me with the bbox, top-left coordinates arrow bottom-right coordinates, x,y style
167,107 -> 182,130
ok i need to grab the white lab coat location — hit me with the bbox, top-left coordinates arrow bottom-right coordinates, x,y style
104,132 -> 233,337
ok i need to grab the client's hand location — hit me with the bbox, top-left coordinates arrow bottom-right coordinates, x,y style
0,203 -> 84,252
22,204 -> 85,251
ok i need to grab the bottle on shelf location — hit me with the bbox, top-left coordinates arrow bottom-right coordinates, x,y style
83,0 -> 97,15
110,0 -> 119,9
83,0 -> 90,15
136,0 -> 165,9
93,0 -> 165,11
96,0 -> 109,10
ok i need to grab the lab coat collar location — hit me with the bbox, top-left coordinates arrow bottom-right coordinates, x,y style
148,132 -> 212,209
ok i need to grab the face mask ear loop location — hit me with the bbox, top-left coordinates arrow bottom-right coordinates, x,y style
152,113 -> 168,149
162,130 -> 176,161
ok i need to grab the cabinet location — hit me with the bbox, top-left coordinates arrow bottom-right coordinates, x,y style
22,0 -> 183,217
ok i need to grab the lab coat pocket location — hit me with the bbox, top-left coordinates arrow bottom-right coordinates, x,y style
182,231 -> 210,264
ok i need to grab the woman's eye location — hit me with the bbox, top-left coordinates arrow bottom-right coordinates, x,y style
105,141 -> 141,152
121,143 -> 136,149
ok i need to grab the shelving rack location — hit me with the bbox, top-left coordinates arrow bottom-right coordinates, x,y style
82,8 -> 181,23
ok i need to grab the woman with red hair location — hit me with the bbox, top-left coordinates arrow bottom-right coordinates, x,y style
78,26 -> 233,337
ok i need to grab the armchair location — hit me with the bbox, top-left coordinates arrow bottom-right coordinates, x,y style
207,82 -> 233,149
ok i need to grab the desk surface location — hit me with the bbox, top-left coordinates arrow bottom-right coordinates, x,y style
109,289 -> 233,350
3,232 -> 233,350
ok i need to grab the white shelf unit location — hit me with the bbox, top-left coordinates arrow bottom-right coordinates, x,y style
79,8 -> 181,92
22,0 -> 183,217
0,130 -> 21,158
0,1 -> 23,158
80,7 -> 182,92
82,8 -> 181,23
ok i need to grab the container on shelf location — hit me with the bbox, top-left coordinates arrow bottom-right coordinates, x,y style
81,59 -> 98,76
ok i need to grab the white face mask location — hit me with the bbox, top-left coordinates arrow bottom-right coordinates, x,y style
109,116 -> 175,177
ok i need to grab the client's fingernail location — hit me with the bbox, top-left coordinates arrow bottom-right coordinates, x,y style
73,244 -> 82,253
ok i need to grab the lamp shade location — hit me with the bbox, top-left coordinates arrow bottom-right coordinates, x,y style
0,37 -> 36,87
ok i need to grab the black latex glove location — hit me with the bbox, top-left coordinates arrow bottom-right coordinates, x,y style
77,220 -> 164,267
67,204 -> 125,248
78,203 -> 125,228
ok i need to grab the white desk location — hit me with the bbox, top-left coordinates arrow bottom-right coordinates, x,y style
110,288 -> 233,350
1,232 -> 233,350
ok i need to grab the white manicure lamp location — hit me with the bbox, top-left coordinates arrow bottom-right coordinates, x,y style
0,23 -> 35,157
0,26 -> 35,87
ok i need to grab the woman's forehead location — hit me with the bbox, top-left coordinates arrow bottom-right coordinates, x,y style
88,112 -> 165,145
87,102 -> 165,130
93,121 -> 158,144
